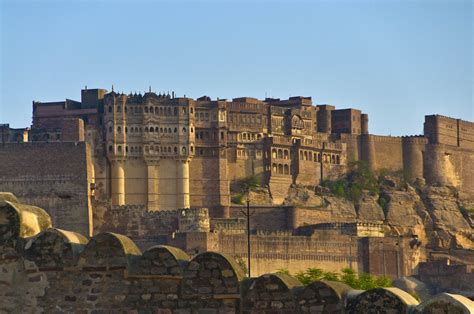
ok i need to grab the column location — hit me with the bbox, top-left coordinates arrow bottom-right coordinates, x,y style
176,159 -> 190,208
111,160 -> 125,206
147,161 -> 160,211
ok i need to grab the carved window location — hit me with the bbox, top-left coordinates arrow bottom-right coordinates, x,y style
284,164 -> 289,175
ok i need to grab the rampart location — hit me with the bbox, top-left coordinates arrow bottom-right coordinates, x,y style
0,142 -> 93,236
1,197 -> 473,313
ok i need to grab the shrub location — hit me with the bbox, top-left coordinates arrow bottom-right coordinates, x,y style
283,267 -> 393,289
323,160 -> 379,203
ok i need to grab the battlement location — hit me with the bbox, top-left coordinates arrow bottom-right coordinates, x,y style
1,198 -> 473,312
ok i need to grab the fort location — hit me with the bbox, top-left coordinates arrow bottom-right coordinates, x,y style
0,87 -> 473,280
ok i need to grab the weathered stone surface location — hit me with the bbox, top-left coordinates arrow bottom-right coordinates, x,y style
357,191 -> 385,222
415,293 -> 474,314
0,201 -> 52,247
393,276 -> 434,302
347,287 -> 419,314
24,228 -> 88,267
242,273 -> 304,313
298,280 -> 351,314
283,185 -> 324,207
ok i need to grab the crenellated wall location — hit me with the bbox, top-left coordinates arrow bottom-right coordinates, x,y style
2,197 -> 473,313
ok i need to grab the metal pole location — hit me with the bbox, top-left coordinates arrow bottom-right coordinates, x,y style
247,198 -> 251,278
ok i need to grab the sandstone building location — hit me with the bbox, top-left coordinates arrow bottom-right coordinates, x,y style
2,87 -> 472,216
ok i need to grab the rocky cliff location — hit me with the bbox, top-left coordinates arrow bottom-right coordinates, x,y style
272,180 -> 474,254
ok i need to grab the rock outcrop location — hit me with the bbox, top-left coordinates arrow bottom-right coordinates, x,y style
280,183 -> 474,252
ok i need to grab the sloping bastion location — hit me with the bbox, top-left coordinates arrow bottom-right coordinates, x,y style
1,193 -> 473,313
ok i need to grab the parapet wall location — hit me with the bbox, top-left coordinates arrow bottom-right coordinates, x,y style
2,198 -> 473,313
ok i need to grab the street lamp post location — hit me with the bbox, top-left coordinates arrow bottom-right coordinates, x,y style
240,194 -> 255,277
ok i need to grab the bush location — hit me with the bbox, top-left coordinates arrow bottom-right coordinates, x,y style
281,267 -> 393,289
231,193 -> 244,205
323,161 -> 379,203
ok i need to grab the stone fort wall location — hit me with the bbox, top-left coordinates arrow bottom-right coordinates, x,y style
351,132 -> 474,194
1,198 -> 472,313
0,142 -> 94,236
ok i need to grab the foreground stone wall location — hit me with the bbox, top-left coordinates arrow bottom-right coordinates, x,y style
1,197 -> 473,313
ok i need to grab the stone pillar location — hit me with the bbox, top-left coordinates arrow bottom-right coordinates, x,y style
111,160 -> 125,206
147,161 -> 159,211
176,159 -> 190,208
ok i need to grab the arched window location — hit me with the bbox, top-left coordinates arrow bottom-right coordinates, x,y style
190,146 -> 194,153
164,128 -> 167,133
284,150 -> 289,159
159,107 -> 163,115
309,152 -> 312,161
150,127 -> 154,132
168,128 -> 172,133
125,127 -> 128,133
304,151 -> 308,160
160,128 -> 163,133
144,106 -> 149,113
284,164 -> 289,175
277,149 -> 283,159
118,145 -> 122,152
190,107 -> 194,114
117,126 -> 122,133
174,147 -> 178,153
167,107 -> 171,115
336,155 -> 340,165
191,127 -> 194,133
155,107 -> 158,114
108,145 -> 113,152
174,128 -> 177,133
332,155 -> 336,164
182,147 -> 187,154
125,146 -> 129,152
318,153 -> 321,162
272,149 -> 277,158
108,106 -> 112,113
272,163 -> 277,173
278,164 -> 283,174
183,127 -> 187,133
168,147 -> 171,153
145,127 -> 149,132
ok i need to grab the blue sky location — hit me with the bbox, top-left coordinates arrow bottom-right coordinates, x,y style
1,0 -> 472,135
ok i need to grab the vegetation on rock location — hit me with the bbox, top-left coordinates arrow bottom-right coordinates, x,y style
277,267 -> 392,289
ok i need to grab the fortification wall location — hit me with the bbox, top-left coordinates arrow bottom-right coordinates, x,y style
189,156 -> 230,214
0,142 -> 93,236
2,198 -> 469,313
424,144 -> 474,194
360,135 -> 404,171
228,205 -> 291,230
219,232 -> 362,275
424,115 -> 474,149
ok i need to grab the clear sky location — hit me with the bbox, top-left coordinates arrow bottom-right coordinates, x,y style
1,0 -> 472,135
